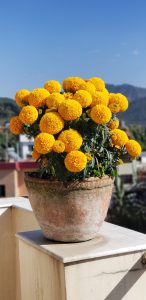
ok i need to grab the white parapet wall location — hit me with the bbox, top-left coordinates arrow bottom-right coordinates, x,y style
1,197 -> 146,300
0,197 -> 40,300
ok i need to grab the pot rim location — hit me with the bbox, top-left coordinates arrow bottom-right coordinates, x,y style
24,172 -> 114,190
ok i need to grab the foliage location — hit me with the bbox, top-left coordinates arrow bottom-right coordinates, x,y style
9,76 -> 141,181
0,130 -> 18,161
107,176 -> 146,233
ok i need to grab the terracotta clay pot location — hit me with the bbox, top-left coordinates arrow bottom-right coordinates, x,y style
25,174 -> 114,242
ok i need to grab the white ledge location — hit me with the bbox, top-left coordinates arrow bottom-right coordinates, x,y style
16,222 -> 146,264
0,197 -> 32,211
2,197 -> 146,264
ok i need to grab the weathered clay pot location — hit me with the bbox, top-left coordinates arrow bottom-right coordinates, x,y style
25,174 -> 114,242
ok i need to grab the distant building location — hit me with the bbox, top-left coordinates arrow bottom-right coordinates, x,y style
19,135 -> 34,159
140,151 -> 146,163
0,161 -> 38,197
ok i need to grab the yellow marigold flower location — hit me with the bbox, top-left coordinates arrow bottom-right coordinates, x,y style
32,149 -> 40,160
15,89 -> 30,107
40,112 -> 64,135
108,102 -> 121,113
125,140 -> 142,157
103,88 -> 109,94
63,77 -> 85,93
85,153 -> 92,161
28,88 -> 50,108
89,77 -> 105,91
53,140 -> 65,153
74,90 -> 92,108
115,145 -> 121,149
117,159 -> 123,165
111,129 -> 129,147
58,99 -> 82,121
108,93 -> 128,113
44,80 -> 62,93
46,92 -> 65,109
108,118 -> 119,130
64,150 -> 87,173
9,116 -> 23,135
91,90 -> 109,107
19,105 -> 38,125
79,81 -> 96,96
34,133 -> 55,154
63,92 -> 73,99
58,129 -> 83,152
118,94 -> 129,112
90,104 -> 112,125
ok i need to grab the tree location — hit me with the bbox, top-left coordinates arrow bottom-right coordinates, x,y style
130,125 -> 146,151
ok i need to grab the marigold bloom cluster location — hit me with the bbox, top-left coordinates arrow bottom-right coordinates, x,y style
108,93 -> 128,113
108,118 -> 119,130
34,133 -> 55,154
44,80 -> 62,93
58,129 -> 83,152
15,89 -> 30,107
46,93 -> 65,109
89,77 -> 105,91
91,104 -> 112,124
53,140 -> 65,153
40,112 -> 64,135
111,129 -> 129,147
9,116 -> 24,135
58,100 -> 82,121
32,149 -> 41,160
91,90 -> 109,107
64,151 -> 87,172
28,88 -> 50,108
10,75 -> 142,177
125,140 -> 142,157
74,90 -> 92,107
63,77 -> 85,93
19,105 -> 38,125
79,82 -> 96,96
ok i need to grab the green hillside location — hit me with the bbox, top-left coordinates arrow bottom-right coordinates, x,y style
106,83 -> 146,102
0,97 -> 20,124
119,97 -> 146,125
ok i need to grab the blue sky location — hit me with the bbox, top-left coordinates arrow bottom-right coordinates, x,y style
0,0 -> 146,98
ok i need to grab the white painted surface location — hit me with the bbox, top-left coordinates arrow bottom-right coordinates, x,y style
0,197 -> 32,211
16,222 -> 146,263
1,197 -> 145,300
1,197 -> 146,264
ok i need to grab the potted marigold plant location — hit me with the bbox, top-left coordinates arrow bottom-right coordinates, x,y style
9,76 -> 142,242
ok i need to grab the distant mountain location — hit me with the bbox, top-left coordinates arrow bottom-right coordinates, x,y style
0,97 -> 19,124
106,84 -> 146,125
106,83 -> 146,102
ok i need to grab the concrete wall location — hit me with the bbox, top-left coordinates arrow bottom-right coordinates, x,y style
0,206 -> 40,300
0,162 -> 38,197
